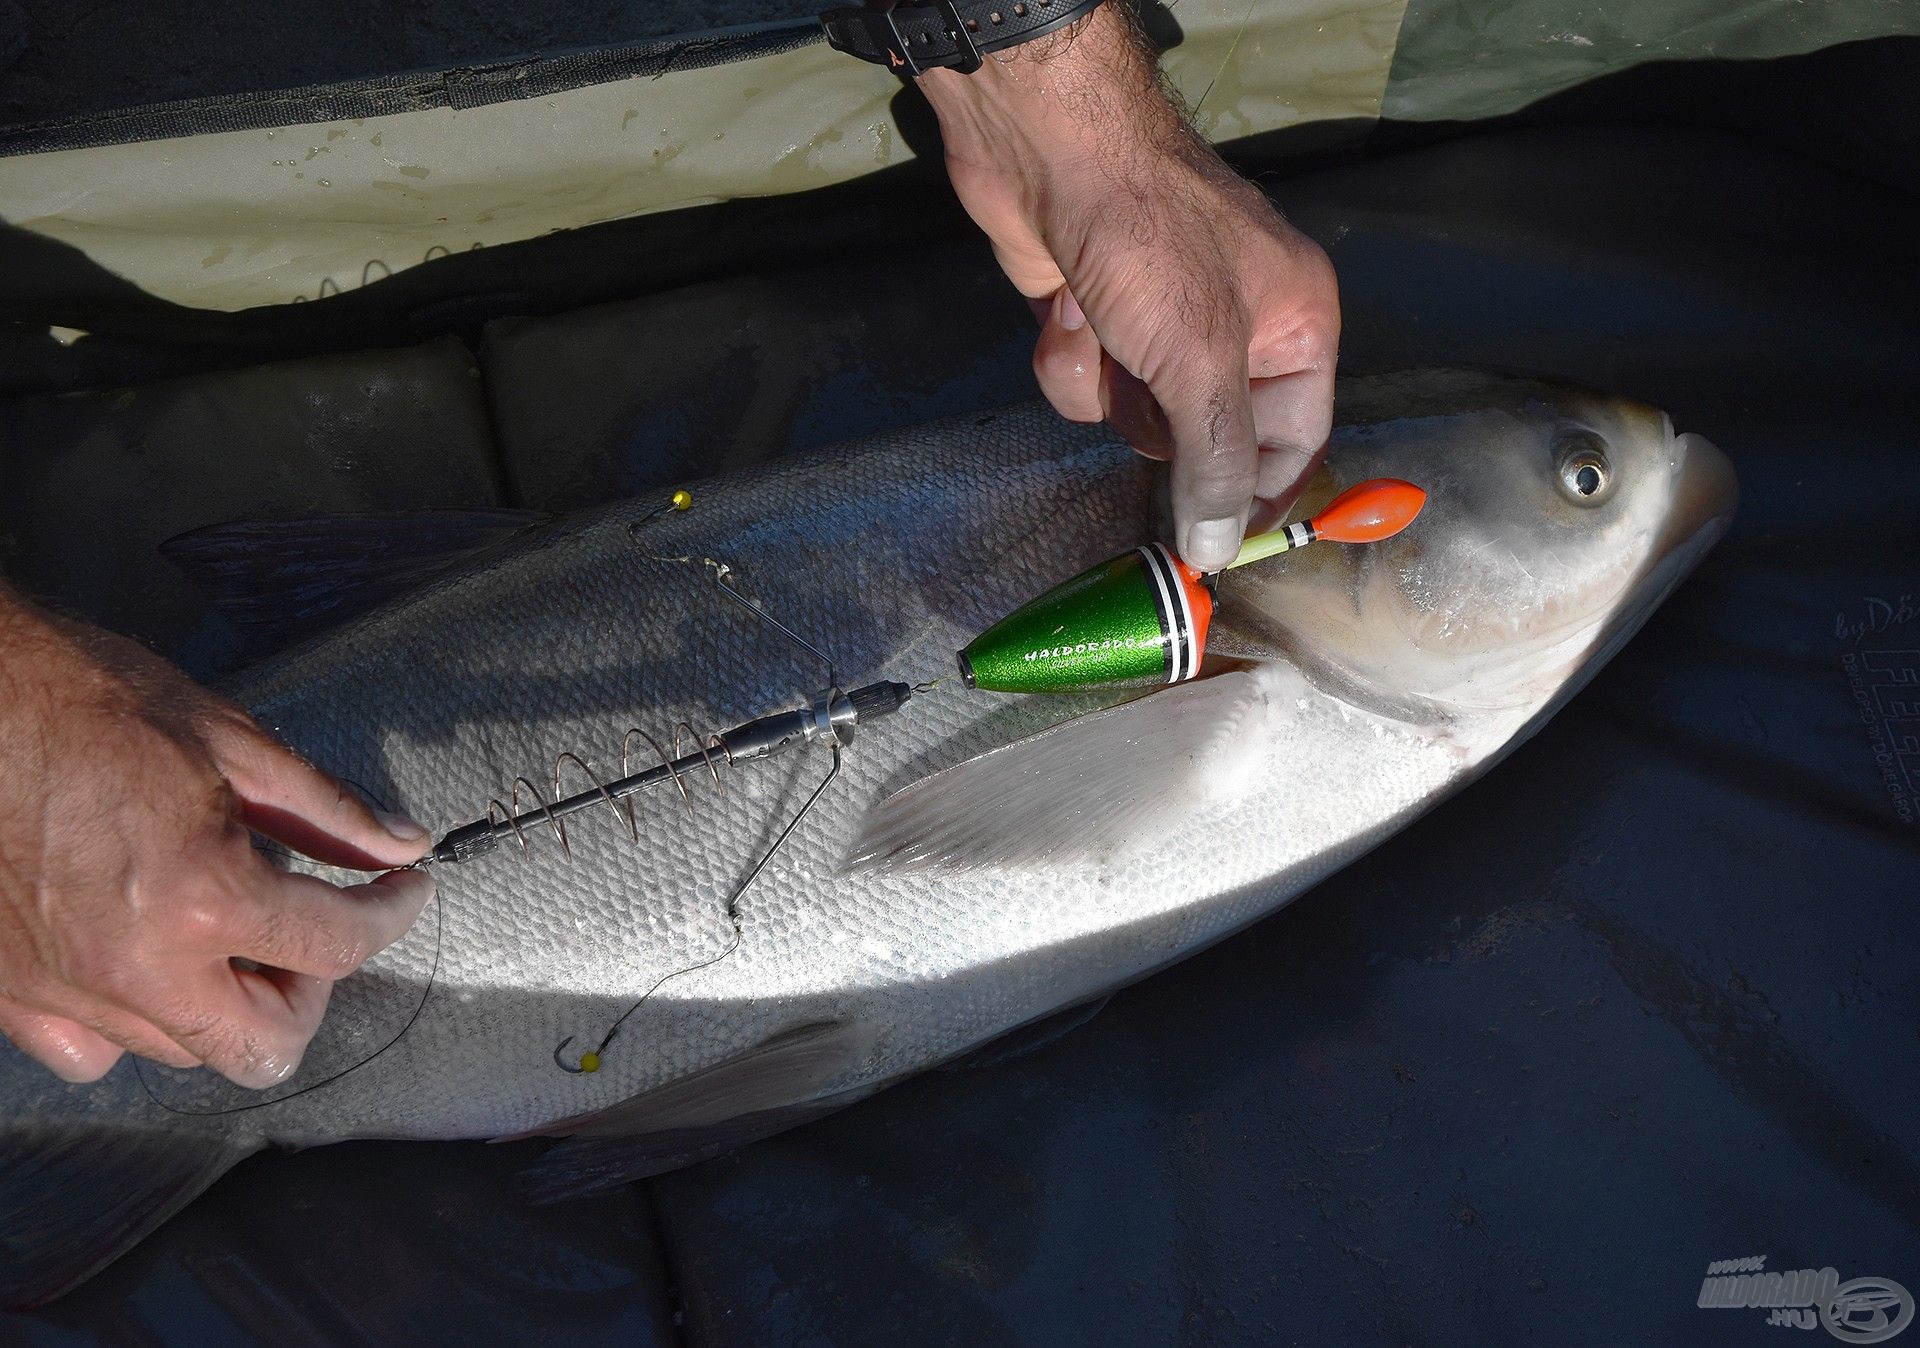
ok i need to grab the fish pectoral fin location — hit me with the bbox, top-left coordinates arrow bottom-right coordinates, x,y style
1,1125 -> 252,1308
503,1021 -> 874,1201
161,506 -> 548,651
845,670 -> 1272,874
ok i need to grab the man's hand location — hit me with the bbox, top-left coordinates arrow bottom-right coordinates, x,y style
0,588 -> 433,1087
919,2 -> 1339,569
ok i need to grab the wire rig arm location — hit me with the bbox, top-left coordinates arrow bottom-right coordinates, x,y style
551,743 -> 844,1075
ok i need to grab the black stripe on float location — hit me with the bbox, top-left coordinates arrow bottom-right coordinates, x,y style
1134,546 -> 1180,683
1143,544 -> 1193,683
1153,543 -> 1199,682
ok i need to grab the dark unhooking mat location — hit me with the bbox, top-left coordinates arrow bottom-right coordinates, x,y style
5,123 -> 1918,1345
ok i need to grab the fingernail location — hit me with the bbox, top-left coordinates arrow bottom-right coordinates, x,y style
244,1054 -> 301,1089
1185,516 -> 1244,571
1057,290 -> 1086,331
374,808 -> 429,843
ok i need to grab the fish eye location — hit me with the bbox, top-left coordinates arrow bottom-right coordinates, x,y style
1555,436 -> 1613,505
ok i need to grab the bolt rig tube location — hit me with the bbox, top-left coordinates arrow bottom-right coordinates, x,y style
958,478 -> 1426,695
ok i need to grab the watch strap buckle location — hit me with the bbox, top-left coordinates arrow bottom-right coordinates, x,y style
820,0 -> 991,76
935,0 -> 984,74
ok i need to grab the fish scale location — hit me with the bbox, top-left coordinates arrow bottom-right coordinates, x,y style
0,375 -> 1737,1304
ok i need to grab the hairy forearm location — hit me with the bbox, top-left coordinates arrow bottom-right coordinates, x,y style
917,3 -> 1204,294
0,583 -> 56,687
918,3 -> 1181,166
0,579 -> 30,629
0,582 -> 64,652
0,584 -> 116,711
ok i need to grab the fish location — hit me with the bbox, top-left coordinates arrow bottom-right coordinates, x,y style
0,370 -> 1737,1304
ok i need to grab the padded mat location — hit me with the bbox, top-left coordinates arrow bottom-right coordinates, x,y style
480,241 -> 1036,511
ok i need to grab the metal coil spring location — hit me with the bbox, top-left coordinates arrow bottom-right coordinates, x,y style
483,722 -> 731,862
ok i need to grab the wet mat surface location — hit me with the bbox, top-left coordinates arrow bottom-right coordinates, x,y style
7,1139 -> 679,1347
2,122 -> 1916,1345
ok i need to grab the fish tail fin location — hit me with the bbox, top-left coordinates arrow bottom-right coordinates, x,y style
1,1126 -> 251,1307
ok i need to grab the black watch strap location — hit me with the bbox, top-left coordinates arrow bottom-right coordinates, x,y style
819,0 -> 1103,76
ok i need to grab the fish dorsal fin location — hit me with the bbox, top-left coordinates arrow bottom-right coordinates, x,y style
1,1123 -> 251,1308
505,1022 -> 874,1201
846,670 -> 1271,874
161,507 -> 547,650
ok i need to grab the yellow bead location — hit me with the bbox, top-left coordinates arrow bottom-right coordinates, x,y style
670,490 -> 693,512
579,1052 -> 601,1074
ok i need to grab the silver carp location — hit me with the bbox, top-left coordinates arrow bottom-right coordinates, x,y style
0,371 -> 1736,1303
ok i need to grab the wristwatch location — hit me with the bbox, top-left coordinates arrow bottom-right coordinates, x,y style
819,0 -> 1106,76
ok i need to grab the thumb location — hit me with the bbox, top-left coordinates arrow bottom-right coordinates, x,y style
205,712 -> 429,870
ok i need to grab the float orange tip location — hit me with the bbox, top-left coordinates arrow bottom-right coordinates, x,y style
1308,478 -> 1426,544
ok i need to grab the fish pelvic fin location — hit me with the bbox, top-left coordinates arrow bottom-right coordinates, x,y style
505,1021 -> 875,1202
1,1124 -> 252,1308
845,670 -> 1273,874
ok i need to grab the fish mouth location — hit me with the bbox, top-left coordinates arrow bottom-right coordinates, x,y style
1596,420 -> 1739,654
1660,426 -> 1740,565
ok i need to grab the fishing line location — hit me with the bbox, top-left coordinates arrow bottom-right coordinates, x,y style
133,876 -> 445,1117
132,775 -> 448,1115
544,527 -> 860,1074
